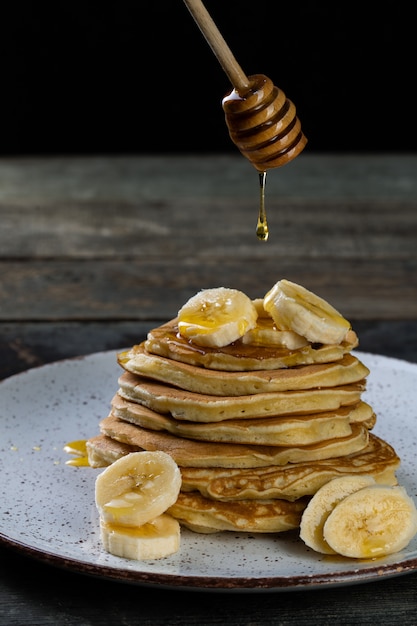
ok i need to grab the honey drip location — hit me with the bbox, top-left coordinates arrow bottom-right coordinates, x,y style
256,171 -> 269,241
64,439 -> 90,467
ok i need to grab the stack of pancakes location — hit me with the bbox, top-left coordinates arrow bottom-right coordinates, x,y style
87,310 -> 400,534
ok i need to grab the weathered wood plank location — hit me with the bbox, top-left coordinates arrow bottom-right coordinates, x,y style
1,155 -> 416,321
1,154 -> 417,203
1,198 -> 416,260
1,257 -> 416,320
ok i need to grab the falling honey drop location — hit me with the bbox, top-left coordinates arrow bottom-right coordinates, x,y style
256,171 -> 269,241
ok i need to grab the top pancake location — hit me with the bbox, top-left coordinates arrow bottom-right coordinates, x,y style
144,318 -> 359,372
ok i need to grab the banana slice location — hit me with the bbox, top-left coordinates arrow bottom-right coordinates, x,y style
242,323 -> 308,349
177,287 -> 258,347
263,279 -> 351,345
323,485 -> 417,559
100,513 -> 181,560
299,475 -> 377,554
95,451 -> 182,527
243,297 -> 308,348
251,298 -> 267,316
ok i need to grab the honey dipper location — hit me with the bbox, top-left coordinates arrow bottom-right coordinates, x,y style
183,0 -> 307,240
183,0 -> 307,171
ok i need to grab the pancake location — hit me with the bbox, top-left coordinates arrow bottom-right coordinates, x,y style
87,434 -> 133,467
86,434 -> 141,467
179,433 -> 400,501
111,393 -> 376,446
119,347 -> 370,396
96,414 -> 370,468
145,319 -> 359,372
167,492 -> 310,533
86,428 -> 399,506
118,371 -> 366,423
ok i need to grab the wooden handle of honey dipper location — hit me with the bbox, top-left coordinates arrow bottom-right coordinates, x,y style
183,0 -> 251,93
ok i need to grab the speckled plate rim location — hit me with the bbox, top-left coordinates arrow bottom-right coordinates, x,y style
1,350 -> 417,592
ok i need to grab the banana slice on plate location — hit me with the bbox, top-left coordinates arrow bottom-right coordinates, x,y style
300,475 -> 377,554
177,287 -> 258,347
264,279 -> 351,345
95,450 -> 182,527
323,485 -> 417,559
100,513 -> 181,560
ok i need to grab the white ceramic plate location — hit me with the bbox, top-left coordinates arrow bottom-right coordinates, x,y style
1,350 -> 417,592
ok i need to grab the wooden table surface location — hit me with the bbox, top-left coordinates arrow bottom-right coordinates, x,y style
1,153 -> 417,625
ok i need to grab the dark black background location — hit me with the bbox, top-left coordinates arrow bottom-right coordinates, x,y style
1,1 -> 415,155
